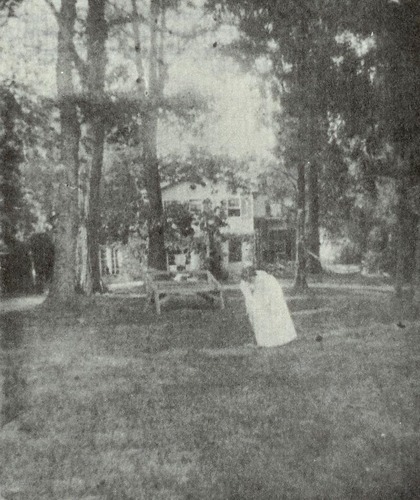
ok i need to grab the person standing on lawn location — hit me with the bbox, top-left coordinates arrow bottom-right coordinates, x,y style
240,270 -> 297,347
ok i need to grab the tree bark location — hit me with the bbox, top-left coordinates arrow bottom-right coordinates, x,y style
145,0 -> 166,270
86,0 -> 107,292
131,0 -> 167,270
77,223 -> 92,293
307,162 -> 322,274
293,164 -> 308,292
48,0 -> 80,305
143,111 -> 166,270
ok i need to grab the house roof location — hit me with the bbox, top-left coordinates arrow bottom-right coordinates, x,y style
160,178 -> 262,195
160,179 -> 208,191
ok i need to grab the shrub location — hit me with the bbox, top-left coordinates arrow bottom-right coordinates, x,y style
336,241 -> 362,265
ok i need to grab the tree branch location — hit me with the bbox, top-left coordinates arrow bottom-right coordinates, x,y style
130,0 -> 147,95
44,0 -> 58,19
279,168 -> 298,187
107,11 -> 145,28
70,44 -> 89,89
44,0 -> 88,89
106,0 -> 215,40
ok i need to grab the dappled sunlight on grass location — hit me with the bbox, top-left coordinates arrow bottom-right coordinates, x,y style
0,289 -> 419,498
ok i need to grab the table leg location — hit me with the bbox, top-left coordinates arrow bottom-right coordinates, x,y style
143,292 -> 152,312
219,290 -> 225,309
154,290 -> 161,315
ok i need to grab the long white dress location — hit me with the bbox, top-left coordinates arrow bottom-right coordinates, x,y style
240,271 -> 297,347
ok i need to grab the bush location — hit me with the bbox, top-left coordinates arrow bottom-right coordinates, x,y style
337,241 -> 362,265
241,262 -> 289,281
1,241 -> 33,294
362,250 -> 383,274
28,233 -> 54,292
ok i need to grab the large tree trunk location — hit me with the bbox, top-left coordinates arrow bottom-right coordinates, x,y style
144,0 -> 166,270
77,223 -> 92,293
293,164 -> 308,292
86,0 -> 107,292
307,162 -> 322,274
143,110 -> 166,270
131,0 -> 167,271
87,116 -> 106,291
48,0 -> 80,305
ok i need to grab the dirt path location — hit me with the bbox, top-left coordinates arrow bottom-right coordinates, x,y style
0,280 -> 394,314
307,282 -> 393,293
0,294 -> 46,313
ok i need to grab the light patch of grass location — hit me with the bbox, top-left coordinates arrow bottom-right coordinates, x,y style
0,289 -> 419,499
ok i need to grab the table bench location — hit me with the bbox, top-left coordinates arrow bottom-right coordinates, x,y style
144,270 -> 225,315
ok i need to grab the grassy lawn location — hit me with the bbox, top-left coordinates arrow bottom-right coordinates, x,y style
0,286 -> 419,499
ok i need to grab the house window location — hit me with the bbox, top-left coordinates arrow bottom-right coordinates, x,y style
227,198 -> 241,217
265,229 -> 294,263
229,238 -> 242,263
163,200 -> 180,210
167,251 -> 176,266
188,199 -> 202,214
141,191 -> 149,204
100,247 -> 120,275
111,248 -> 120,275
203,198 -> 212,213
100,248 -> 109,275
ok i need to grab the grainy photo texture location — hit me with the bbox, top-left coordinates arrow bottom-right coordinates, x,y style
0,0 -> 419,498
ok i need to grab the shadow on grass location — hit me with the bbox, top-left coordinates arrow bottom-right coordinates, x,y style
0,312 -> 28,427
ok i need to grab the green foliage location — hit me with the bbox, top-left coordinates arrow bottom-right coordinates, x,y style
1,81 -> 60,241
208,0 -> 420,274
0,83 -> 24,245
332,0 -> 420,179
164,202 -> 195,252
100,163 -> 146,245
163,198 -> 227,244
0,0 -> 23,17
161,148 -> 253,191
162,197 -> 228,279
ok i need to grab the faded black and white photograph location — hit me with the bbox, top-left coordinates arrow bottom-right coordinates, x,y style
0,0 -> 419,498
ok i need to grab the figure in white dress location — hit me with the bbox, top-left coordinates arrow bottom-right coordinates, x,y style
240,270 -> 296,347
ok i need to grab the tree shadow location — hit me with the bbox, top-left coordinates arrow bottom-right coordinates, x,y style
0,312 -> 27,426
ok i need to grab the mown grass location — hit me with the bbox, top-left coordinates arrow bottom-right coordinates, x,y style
0,287 -> 419,499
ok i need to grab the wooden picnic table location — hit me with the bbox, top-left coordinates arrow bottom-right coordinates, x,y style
144,270 -> 225,315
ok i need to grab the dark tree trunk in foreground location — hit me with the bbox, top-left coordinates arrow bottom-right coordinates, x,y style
86,0 -> 107,292
143,110 -> 166,270
293,164 -> 308,292
87,116 -> 105,291
144,0 -> 166,270
131,0 -> 167,270
307,162 -> 322,274
48,0 -> 80,305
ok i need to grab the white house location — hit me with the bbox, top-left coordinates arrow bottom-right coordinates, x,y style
99,179 -> 294,280
161,180 -> 255,273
